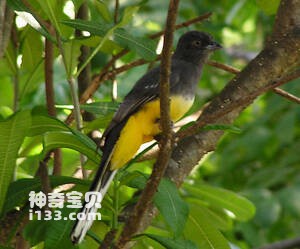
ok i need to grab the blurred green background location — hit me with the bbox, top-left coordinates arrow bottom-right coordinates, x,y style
1,0 -> 300,248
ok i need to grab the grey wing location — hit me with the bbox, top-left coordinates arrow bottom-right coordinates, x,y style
101,62 -> 182,141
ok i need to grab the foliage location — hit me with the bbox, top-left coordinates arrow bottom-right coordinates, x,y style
0,0 -> 299,249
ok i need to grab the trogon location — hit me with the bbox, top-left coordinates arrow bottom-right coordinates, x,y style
71,30 -> 221,243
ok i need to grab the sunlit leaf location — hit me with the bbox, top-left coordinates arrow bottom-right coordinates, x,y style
42,131 -> 100,164
28,115 -> 70,137
62,20 -> 157,60
186,198 -> 232,231
118,5 -> 140,26
21,27 -> 44,71
62,39 -> 81,77
184,202 -> 230,249
37,0 -> 63,34
184,184 -> 255,221
114,28 -> 156,60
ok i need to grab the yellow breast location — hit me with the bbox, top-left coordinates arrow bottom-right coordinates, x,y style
110,95 -> 194,170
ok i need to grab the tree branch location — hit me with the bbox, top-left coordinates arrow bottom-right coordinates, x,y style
208,61 -> 300,105
272,87 -> 300,104
112,1 -> 180,249
0,0 -> 14,58
44,24 -> 62,176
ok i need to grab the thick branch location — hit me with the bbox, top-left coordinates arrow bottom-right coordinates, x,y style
208,61 -> 300,105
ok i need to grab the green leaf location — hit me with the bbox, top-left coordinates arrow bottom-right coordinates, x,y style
114,28 -> 156,60
37,0 -> 62,34
62,39 -> 81,77
61,20 -> 118,77
44,208 -> 75,249
154,179 -> 189,236
4,42 -> 17,74
184,202 -> 230,249
118,5 -> 140,26
49,175 -> 90,187
7,0 -> 28,11
184,184 -> 255,221
19,58 -> 44,99
8,1 -> 55,41
42,131 -> 101,164
0,106 -> 13,120
256,0 -> 280,15
21,27 -> 44,71
0,111 -> 31,214
203,124 -> 242,134
80,102 -> 119,115
3,178 -> 40,214
84,115 -> 113,131
23,220 -> 48,246
61,19 -> 111,37
23,208 -> 75,249
28,115 -> 70,137
126,174 -> 188,236
77,36 -> 122,54
62,20 -> 157,60
141,234 -> 197,249
94,0 -> 113,22
2,176 -> 89,214
186,198 -> 232,231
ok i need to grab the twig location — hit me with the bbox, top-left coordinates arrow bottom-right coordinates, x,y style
112,1 -> 180,248
44,24 -> 62,175
0,1 -> 14,58
208,60 -> 300,105
272,87 -> 300,104
149,12 -> 212,39
75,2 -> 92,179
98,229 -> 117,249
207,60 -> 240,74
111,0 -> 120,101
257,236 -> 300,249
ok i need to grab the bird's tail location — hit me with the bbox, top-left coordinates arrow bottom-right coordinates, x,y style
70,159 -> 117,244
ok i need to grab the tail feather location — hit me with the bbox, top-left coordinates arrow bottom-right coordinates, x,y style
70,164 -> 117,244
71,116 -> 128,244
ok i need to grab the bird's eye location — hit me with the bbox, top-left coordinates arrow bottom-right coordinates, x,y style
192,40 -> 202,47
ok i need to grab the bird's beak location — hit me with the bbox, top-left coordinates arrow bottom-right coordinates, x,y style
206,41 -> 222,51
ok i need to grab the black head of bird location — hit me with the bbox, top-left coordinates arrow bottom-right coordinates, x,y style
173,31 -> 222,65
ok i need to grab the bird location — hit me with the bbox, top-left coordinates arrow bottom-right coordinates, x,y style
71,30 -> 222,244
